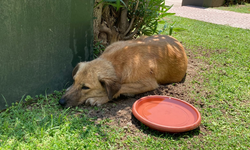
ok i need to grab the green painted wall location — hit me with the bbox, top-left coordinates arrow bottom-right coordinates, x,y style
0,0 -> 93,110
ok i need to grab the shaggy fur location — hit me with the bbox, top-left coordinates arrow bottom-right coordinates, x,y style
59,35 -> 188,107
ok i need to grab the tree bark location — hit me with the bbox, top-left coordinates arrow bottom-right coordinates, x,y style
118,0 -> 129,39
93,0 -> 103,40
94,0 -> 139,45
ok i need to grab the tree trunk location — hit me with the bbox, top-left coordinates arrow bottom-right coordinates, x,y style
93,0 -> 103,40
118,0 -> 129,39
95,0 -> 139,45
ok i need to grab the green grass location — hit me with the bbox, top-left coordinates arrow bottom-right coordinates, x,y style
215,3 -> 250,14
1,16 -> 250,149
169,16 -> 250,148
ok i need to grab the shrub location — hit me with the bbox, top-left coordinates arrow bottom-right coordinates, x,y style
93,0 -> 180,45
224,0 -> 250,5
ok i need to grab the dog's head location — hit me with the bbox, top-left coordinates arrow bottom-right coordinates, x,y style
59,59 -> 121,108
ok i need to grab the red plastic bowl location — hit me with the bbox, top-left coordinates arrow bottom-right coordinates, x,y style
132,95 -> 201,133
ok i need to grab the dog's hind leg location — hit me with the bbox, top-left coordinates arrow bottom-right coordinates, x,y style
114,79 -> 159,98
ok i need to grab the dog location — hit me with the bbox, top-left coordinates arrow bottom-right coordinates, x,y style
59,35 -> 188,107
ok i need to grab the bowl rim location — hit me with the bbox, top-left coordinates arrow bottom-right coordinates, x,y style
132,95 -> 202,132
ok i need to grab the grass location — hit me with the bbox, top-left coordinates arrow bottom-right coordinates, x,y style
1,16 -> 250,149
215,3 -> 250,14
167,16 -> 250,148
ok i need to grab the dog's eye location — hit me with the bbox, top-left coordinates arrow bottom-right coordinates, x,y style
82,85 -> 90,90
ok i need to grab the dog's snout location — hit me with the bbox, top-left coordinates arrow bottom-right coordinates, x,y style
59,98 -> 67,107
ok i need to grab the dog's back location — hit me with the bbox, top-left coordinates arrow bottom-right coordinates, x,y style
59,35 -> 188,107
100,35 -> 188,84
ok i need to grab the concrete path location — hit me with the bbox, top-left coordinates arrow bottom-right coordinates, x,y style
165,0 -> 182,7
165,2 -> 250,29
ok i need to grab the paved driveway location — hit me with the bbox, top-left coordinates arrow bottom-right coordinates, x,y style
165,1 -> 250,29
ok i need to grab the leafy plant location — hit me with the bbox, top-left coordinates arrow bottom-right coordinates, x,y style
216,2 -> 250,13
128,0 -> 177,36
93,40 -> 106,58
105,0 -> 127,11
224,0 -> 250,5
94,0 -> 185,45
95,0 -> 127,10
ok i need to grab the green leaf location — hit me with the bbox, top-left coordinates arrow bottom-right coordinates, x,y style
94,0 -> 104,8
169,26 -> 174,35
104,0 -> 127,8
142,29 -> 153,36
119,0 -> 127,7
159,13 -> 175,18
173,28 -> 187,32
158,20 -> 166,24
107,2 -> 124,11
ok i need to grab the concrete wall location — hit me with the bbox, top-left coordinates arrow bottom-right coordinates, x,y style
0,0 -> 93,110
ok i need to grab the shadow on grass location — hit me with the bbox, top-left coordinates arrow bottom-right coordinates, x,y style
0,97 -> 114,149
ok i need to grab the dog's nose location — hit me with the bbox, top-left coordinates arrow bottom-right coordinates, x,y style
59,98 -> 67,107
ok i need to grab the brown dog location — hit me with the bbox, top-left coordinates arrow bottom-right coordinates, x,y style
59,35 -> 188,107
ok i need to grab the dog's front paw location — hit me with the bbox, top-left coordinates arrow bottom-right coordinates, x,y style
85,97 -> 109,106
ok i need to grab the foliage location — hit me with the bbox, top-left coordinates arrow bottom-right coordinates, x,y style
95,0 -> 126,11
216,2 -> 250,13
158,21 -> 186,36
93,40 -> 105,58
127,0 -> 171,36
224,0 -> 250,5
104,0 -> 126,11
94,0 -> 184,45
127,0 -> 185,36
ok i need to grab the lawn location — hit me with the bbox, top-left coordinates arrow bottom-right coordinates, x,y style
215,3 -> 250,14
0,16 -> 250,149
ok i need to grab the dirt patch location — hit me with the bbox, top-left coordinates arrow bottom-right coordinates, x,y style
75,48 -> 212,137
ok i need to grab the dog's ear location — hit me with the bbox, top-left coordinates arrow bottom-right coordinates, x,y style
99,78 -> 121,101
72,63 -> 80,77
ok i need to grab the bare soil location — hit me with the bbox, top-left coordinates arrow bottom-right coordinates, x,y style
78,48 -> 212,137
